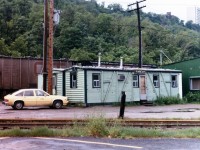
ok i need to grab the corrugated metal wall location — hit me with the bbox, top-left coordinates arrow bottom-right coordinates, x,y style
163,58 -> 200,95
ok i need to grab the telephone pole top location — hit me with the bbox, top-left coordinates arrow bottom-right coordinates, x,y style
128,0 -> 146,68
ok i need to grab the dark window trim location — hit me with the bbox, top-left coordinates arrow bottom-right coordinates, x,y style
70,71 -> 77,88
133,75 -> 139,88
153,74 -> 159,88
171,75 -> 178,88
92,73 -> 101,88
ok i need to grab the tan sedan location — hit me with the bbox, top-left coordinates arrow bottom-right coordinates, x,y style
2,89 -> 68,110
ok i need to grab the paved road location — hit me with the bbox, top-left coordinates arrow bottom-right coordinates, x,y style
1,104 -> 200,119
0,137 -> 200,150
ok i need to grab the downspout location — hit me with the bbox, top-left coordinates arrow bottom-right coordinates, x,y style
62,71 -> 66,96
84,70 -> 88,106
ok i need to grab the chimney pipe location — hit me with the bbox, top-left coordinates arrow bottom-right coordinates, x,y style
98,52 -> 101,67
120,57 -> 123,69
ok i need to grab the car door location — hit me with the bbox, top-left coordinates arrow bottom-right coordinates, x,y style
23,90 -> 37,106
35,90 -> 52,106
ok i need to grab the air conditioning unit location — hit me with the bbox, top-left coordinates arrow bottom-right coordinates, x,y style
118,74 -> 125,81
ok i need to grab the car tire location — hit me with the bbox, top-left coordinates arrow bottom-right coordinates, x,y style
13,101 -> 24,110
53,100 -> 63,109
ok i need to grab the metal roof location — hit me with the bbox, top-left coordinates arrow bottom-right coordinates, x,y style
64,65 -> 182,73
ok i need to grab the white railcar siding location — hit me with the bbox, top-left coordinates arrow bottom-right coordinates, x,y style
65,69 -> 85,103
87,71 -> 136,103
87,71 -> 103,103
56,72 -> 63,96
179,73 -> 183,98
146,72 -> 181,101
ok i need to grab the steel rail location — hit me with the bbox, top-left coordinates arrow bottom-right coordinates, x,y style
1,119 -> 200,129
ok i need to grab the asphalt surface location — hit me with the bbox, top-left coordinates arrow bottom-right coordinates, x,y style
1,137 -> 200,150
1,103 -> 200,119
1,104 -> 200,150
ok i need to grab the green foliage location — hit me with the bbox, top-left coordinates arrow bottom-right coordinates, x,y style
0,38 -> 10,55
0,0 -> 200,64
3,121 -> 200,138
154,96 -> 186,105
185,92 -> 200,103
85,116 -> 108,137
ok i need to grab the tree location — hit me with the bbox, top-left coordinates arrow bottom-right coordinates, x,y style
0,38 -> 10,55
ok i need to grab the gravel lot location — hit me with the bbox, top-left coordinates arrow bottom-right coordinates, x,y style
1,103 -> 200,119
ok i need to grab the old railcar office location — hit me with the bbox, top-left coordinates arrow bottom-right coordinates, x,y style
54,66 -> 182,105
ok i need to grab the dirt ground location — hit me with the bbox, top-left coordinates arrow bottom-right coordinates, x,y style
1,103 -> 200,119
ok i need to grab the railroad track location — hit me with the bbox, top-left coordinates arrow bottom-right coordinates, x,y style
1,119 -> 200,129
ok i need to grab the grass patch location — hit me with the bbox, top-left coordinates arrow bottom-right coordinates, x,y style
2,118 -> 200,138
154,96 -> 186,105
2,126 -> 200,138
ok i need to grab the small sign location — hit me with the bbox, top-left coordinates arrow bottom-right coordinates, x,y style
134,70 -> 145,75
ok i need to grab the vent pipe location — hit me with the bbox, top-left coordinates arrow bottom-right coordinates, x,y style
120,57 -> 123,69
98,52 -> 101,67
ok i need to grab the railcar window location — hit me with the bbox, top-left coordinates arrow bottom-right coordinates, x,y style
153,75 -> 159,88
92,73 -> 101,88
133,75 -> 139,88
70,72 -> 77,88
171,75 -> 178,88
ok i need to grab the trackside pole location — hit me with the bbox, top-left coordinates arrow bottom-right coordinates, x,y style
119,91 -> 126,119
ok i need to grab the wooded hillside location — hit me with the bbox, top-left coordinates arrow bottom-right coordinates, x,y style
0,0 -> 200,65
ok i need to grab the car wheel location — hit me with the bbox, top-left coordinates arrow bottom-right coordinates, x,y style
13,101 -> 24,110
53,100 -> 63,109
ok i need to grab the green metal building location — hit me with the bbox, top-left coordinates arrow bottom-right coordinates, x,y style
163,58 -> 200,95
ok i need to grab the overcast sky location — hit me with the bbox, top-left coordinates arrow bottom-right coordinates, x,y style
96,0 -> 200,22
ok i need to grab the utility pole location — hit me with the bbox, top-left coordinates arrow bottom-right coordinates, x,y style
48,0 -> 54,94
128,0 -> 146,68
43,0 -> 48,91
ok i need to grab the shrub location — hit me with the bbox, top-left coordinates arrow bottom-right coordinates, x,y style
185,92 -> 200,103
154,96 -> 185,105
85,116 -> 108,137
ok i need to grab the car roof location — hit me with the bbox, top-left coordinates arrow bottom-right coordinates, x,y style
19,89 -> 43,91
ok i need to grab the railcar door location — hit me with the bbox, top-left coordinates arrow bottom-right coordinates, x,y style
140,75 -> 147,100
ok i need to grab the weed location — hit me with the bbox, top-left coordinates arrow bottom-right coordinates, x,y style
85,116 -> 108,137
154,96 -> 186,105
185,92 -> 200,103
2,118 -> 200,138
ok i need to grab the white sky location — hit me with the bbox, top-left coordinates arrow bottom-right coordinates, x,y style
96,0 -> 200,22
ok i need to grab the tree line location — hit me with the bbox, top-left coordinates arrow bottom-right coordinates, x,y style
0,0 -> 200,65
